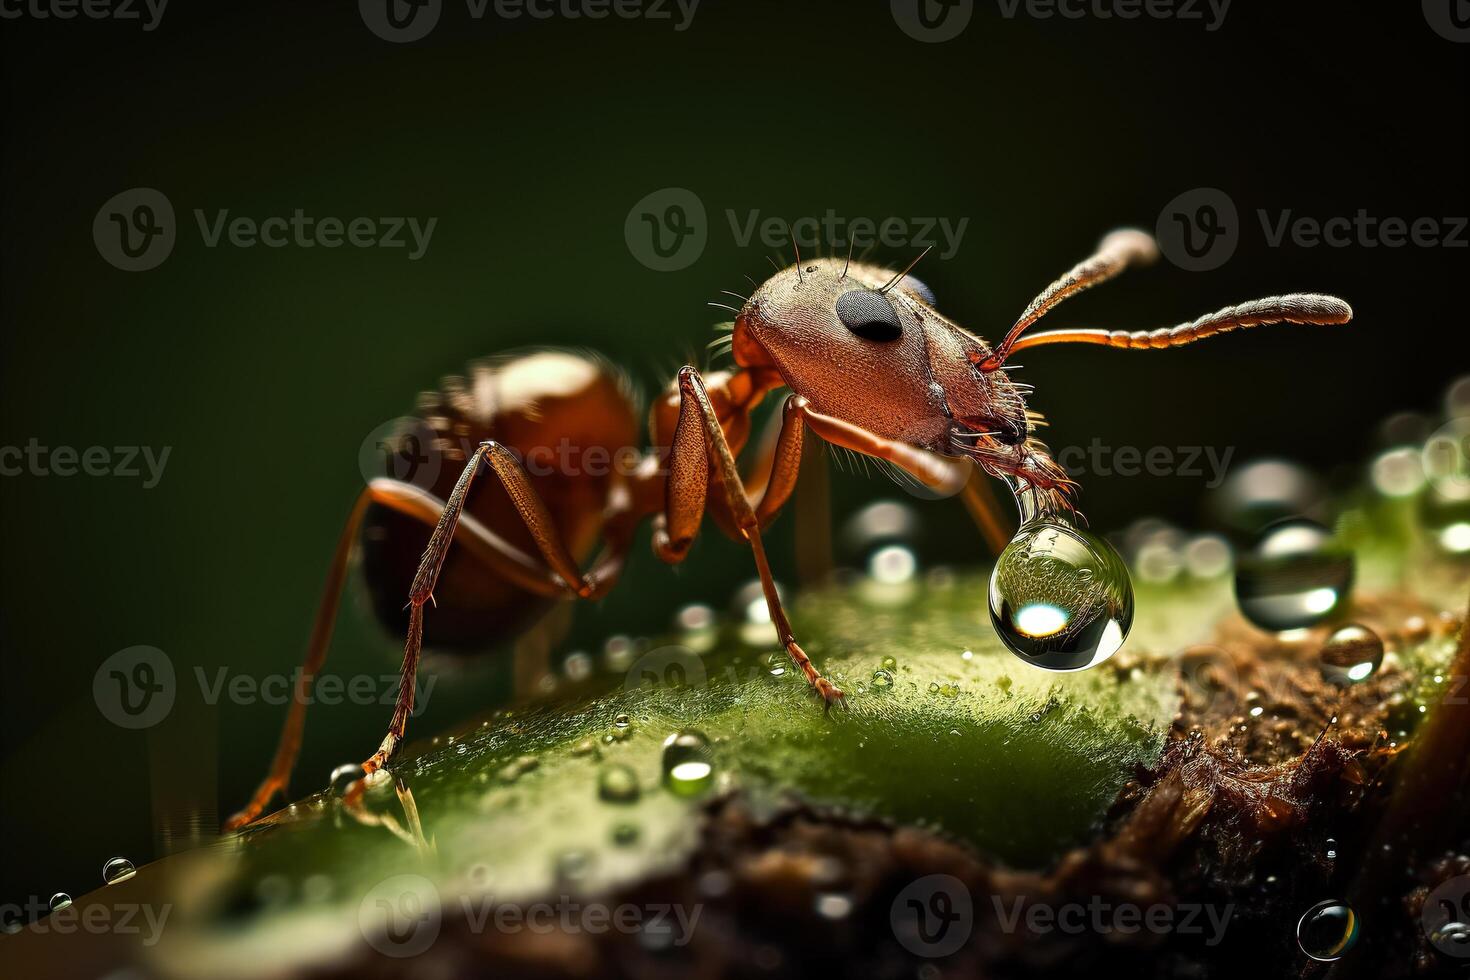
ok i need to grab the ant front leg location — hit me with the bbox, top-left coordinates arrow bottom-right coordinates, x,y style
656,367 -> 846,708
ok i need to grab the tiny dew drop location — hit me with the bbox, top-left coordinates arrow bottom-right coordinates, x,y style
870,668 -> 894,690
661,730 -> 714,797
102,857 -> 136,886
613,713 -> 631,729
612,822 -> 640,847
49,893 -> 72,912
766,653 -> 787,677
598,764 -> 640,804
1319,624 -> 1384,685
1296,900 -> 1360,962
880,655 -> 898,672
1234,520 -> 1354,632
989,517 -> 1134,671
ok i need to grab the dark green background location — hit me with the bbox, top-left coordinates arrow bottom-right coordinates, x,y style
1,1 -> 1465,909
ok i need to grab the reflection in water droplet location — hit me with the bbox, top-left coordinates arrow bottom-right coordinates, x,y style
1319,624 -> 1384,685
328,763 -> 361,796
102,857 -> 136,885
1297,900 -> 1359,962
662,730 -> 714,796
989,518 -> 1134,671
870,668 -> 894,689
614,713 -> 631,729
49,893 -> 72,912
598,764 -> 640,804
1234,520 -> 1355,631
1324,838 -> 1338,860
880,656 -> 897,671
766,652 -> 787,677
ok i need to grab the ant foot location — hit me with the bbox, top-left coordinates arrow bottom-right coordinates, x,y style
814,676 -> 847,712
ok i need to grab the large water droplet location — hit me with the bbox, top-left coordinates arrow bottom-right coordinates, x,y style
49,893 -> 72,912
1319,624 -> 1384,685
1234,520 -> 1354,631
598,764 -> 640,804
989,519 -> 1134,671
661,730 -> 714,796
102,857 -> 136,885
1209,460 -> 1325,537
1296,900 -> 1359,962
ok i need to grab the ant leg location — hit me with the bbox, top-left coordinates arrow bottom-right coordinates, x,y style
363,442 -> 634,775
661,369 -> 844,706
224,477 -> 588,831
223,490 -> 372,830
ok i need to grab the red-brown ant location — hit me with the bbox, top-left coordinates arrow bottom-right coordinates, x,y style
225,227 -> 1350,829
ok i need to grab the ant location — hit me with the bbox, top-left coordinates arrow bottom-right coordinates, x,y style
225,227 -> 1351,830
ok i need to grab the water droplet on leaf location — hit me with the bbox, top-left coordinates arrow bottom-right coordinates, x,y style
598,764 -> 640,804
1319,624 -> 1384,685
102,858 -> 136,886
1234,520 -> 1354,631
661,730 -> 714,796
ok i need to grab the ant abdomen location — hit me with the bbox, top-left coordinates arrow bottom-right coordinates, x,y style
359,349 -> 639,652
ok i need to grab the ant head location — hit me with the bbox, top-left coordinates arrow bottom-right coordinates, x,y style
733,255 -> 1028,456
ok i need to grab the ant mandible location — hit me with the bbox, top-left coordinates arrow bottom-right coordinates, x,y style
225,227 -> 1351,829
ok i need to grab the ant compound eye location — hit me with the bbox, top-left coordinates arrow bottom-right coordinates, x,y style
835,289 -> 903,342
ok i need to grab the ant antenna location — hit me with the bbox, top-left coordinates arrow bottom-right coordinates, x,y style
841,239 -> 854,281
766,255 -> 781,276
791,231 -> 804,283
978,229 -> 1156,371
878,245 -> 933,294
